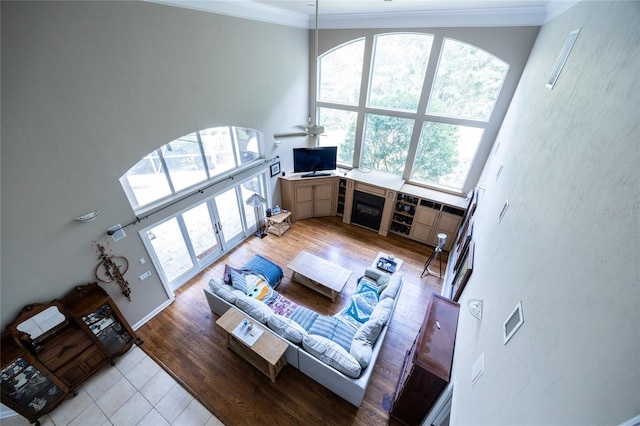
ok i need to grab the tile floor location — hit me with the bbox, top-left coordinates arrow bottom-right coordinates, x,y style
1,346 -> 223,426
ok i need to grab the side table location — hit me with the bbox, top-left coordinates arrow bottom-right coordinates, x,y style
216,308 -> 288,382
266,211 -> 292,237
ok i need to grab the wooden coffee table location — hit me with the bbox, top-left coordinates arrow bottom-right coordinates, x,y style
287,250 -> 352,302
216,308 -> 287,383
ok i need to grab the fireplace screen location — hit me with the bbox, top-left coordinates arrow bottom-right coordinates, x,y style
351,191 -> 385,231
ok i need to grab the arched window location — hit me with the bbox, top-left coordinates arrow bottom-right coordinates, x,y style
120,126 -> 262,212
317,33 -> 509,193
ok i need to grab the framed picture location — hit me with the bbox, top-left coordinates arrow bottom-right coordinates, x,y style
270,161 -> 281,177
452,240 -> 474,301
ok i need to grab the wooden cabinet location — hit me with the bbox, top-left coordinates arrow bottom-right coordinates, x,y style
390,192 -> 464,251
390,293 -> 459,426
337,178 -> 347,216
1,283 -> 139,425
280,176 -> 337,221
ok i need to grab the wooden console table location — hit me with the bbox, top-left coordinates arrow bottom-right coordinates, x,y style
266,211 -> 292,237
216,308 -> 287,382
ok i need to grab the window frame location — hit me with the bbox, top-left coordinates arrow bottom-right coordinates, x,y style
120,126 -> 264,214
316,32 -> 510,195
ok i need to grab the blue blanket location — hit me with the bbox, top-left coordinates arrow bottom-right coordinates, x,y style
242,254 -> 283,289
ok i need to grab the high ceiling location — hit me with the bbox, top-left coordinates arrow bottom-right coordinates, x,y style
149,0 -> 577,28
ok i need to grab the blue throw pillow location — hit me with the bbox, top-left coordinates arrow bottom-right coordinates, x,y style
230,270 -> 249,294
335,280 -> 379,329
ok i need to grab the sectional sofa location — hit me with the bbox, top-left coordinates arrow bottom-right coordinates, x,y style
203,265 -> 403,406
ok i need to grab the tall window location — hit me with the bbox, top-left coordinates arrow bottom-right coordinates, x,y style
317,33 -> 509,193
120,126 -> 262,212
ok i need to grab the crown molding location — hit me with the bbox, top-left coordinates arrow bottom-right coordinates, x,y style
145,0 -> 310,28
147,1 -> 552,29
319,6 -> 548,29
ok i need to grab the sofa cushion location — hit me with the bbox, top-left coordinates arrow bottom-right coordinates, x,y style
308,316 -> 356,352
267,314 -> 308,344
208,278 -> 238,304
350,338 -> 373,368
369,297 -> 394,325
302,335 -> 362,378
380,274 -> 402,300
289,306 -> 319,330
235,296 -> 274,324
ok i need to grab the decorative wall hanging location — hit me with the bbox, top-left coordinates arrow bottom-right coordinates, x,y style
92,242 -> 132,301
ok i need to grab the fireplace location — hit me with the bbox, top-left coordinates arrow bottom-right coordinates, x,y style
351,190 -> 385,231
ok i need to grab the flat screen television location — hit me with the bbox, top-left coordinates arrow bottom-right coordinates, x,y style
293,147 -> 338,177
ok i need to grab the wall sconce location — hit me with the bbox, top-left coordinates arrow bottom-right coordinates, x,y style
74,210 -> 99,223
468,299 -> 483,320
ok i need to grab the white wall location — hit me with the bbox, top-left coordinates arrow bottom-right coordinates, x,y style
1,1 -> 308,328
451,1 -> 639,424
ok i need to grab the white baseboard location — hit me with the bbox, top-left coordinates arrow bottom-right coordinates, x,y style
132,298 -> 174,331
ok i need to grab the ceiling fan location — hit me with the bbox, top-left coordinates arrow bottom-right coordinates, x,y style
274,0 -> 325,141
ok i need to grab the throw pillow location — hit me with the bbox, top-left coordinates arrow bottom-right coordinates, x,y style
380,274 -> 402,300
336,280 -> 379,329
235,297 -> 274,324
208,279 -> 238,304
350,338 -> 373,368
230,269 -> 249,294
223,264 -> 242,285
267,315 -> 308,344
302,335 -> 362,378
369,297 -> 394,325
375,274 -> 390,294
353,318 -> 384,345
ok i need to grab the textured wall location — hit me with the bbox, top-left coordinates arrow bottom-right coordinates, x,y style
451,1 -> 639,424
1,1 -> 308,328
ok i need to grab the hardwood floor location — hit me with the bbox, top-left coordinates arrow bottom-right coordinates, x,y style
136,216 -> 448,426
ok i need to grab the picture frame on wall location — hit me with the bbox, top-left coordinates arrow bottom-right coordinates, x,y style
452,240 -> 475,301
270,161 -> 281,177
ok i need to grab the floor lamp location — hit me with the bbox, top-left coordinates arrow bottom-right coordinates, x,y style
246,193 -> 267,238
421,233 -> 447,278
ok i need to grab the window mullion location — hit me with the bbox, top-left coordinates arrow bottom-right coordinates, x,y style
416,34 -> 443,117
352,35 -> 375,168
156,149 -> 176,194
403,36 -> 443,181
196,131 -> 210,180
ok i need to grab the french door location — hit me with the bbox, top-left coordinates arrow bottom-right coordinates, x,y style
141,175 -> 265,292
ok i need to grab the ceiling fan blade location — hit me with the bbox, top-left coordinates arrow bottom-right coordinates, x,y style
274,131 -> 309,139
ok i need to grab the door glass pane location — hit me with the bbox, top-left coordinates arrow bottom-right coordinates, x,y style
428,38 -> 509,121
361,114 -> 414,176
318,107 -> 357,166
318,39 -> 365,105
182,202 -> 218,261
240,178 -> 261,231
146,218 -> 193,282
161,134 -> 207,192
411,122 -> 484,189
215,188 -> 243,243
368,33 -> 433,112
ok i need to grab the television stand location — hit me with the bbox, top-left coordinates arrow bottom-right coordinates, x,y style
301,171 -> 332,178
